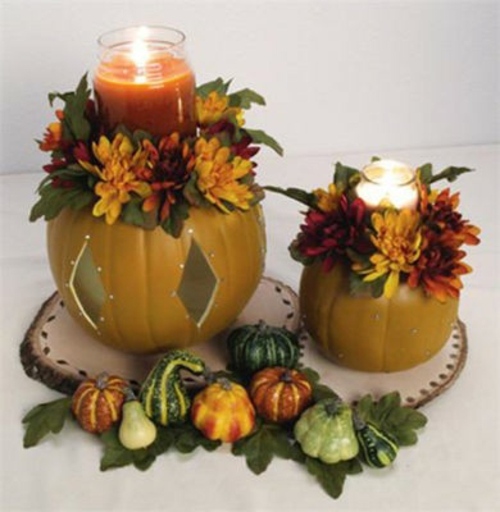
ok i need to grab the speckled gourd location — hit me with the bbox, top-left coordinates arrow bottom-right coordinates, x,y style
140,350 -> 206,426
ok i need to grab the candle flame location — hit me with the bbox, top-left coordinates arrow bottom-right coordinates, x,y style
132,27 -> 150,81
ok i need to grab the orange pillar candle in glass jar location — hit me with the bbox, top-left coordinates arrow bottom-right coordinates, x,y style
94,25 -> 196,138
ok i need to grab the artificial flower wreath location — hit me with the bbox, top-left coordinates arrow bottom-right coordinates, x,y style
268,161 -> 480,302
31,75 -> 282,237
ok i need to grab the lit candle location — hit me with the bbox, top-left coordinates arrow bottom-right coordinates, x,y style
355,159 -> 419,210
94,26 -> 196,138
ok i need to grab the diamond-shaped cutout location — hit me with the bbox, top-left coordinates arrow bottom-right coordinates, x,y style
69,241 -> 106,330
177,239 -> 219,327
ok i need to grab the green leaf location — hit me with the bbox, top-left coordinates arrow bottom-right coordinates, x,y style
121,198 -> 157,230
417,163 -> 433,185
100,428 -> 153,471
183,173 -> 207,208
355,391 -> 428,447
264,185 -> 316,208
428,166 -> 474,184
29,183 -> 94,222
49,74 -> 92,143
333,162 -> 360,192
228,88 -> 266,109
160,201 -> 191,238
418,163 -> 474,186
100,429 -> 138,470
22,397 -> 72,448
288,240 -> 315,266
196,77 -> 230,98
304,456 -> 363,499
171,424 -> 221,454
232,423 -> 294,475
300,366 -> 341,403
244,128 -> 283,156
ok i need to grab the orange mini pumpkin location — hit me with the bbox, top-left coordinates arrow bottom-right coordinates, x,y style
71,373 -> 128,434
249,367 -> 313,423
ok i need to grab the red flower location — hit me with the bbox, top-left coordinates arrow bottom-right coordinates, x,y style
295,195 -> 370,271
408,232 -> 472,302
407,187 -> 480,301
420,187 -> 480,247
139,134 -> 194,222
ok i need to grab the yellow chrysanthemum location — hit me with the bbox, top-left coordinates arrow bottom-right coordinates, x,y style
196,91 -> 244,127
362,209 -> 422,298
313,183 -> 340,212
194,137 -> 253,212
79,134 -> 151,225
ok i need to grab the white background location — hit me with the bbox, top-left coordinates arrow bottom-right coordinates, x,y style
0,0 -> 498,174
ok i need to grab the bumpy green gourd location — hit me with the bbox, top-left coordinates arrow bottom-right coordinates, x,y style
140,350 -> 206,426
294,398 -> 359,464
355,421 -> 399,468
226,320 -> 300,374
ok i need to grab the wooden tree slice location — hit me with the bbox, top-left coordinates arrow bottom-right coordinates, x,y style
20,276 -> 467,407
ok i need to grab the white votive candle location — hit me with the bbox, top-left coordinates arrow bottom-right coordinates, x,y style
356,159 -> 419,210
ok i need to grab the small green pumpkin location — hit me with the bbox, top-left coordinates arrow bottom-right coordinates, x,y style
294,398 -> 359,464
355,420 -> 399,468
140,350 -> 206,426
226,320 -> 300,374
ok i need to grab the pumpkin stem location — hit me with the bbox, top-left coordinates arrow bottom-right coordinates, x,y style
324,397 -> 343,416
352,411 -> 366,431
203,368 -> 216,385
124,387 -> 137,402
257,319 -> 268,332
280,368 -> 294,383
95,372 -> 109,390
217,377 -> 234,391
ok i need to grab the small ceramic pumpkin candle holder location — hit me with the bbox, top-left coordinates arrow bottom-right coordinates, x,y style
31,26 -> 282,354
270,159 -> 480,372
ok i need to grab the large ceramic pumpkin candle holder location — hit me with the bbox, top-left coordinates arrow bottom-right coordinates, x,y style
30,25 -> 282,354
269,159 -> 480,372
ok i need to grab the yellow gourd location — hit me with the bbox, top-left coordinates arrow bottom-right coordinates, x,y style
118,400 -> 157,450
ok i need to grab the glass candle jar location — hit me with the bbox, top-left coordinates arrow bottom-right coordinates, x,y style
94,25 -> 196,138
355,159 -> 419,210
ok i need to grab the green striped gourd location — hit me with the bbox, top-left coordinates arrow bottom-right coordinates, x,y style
226,320 -> 300,374
355,420 -> 399,468
140,350 -> 206,426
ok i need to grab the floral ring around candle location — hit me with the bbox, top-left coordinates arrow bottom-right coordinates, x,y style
266,159 -> 481,372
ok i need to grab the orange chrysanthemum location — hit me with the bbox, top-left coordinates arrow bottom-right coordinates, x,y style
39,110 -> 64,152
